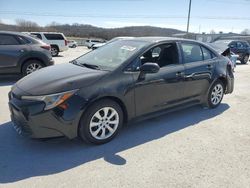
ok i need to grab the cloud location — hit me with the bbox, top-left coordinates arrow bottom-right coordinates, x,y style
0,18 -> 15,25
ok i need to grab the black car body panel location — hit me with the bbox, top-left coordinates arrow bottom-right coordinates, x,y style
8,37 -> 234,139
15,63 -> 108,95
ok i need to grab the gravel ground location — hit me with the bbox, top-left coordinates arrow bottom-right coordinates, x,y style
0,47 -> 249,188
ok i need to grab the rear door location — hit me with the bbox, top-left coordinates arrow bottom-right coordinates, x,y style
180,42 -> 216,101
0,34 -> 29,73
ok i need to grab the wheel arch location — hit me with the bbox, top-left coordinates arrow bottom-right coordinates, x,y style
88,96 -> 128,123
50,44 -> 59,49
77,95 -> 129,138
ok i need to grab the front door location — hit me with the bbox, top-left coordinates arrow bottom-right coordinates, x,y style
132,42 -> 186,116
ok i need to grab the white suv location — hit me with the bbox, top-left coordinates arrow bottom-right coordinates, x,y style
29,32 -> 68,56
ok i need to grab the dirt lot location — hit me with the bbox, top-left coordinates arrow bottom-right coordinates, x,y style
0,47 -> 250,188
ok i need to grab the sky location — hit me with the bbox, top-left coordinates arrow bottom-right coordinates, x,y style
0,0 -> 250,33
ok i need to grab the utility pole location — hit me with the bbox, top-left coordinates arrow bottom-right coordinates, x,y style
186,0 -> 192,34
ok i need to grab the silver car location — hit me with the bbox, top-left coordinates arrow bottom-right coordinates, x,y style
0,31 -> 54,76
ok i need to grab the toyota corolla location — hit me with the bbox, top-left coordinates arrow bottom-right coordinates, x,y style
8,37 -> 234,144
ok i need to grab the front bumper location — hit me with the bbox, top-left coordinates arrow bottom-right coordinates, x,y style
48,58 -> 55,66
8,92 -> 87,139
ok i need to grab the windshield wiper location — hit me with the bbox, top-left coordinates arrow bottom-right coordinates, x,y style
82,63 -> 101,70
70,60 -> 80,65
70,60 -> 101,70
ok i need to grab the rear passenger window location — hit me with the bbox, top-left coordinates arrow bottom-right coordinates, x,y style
32,33 -> 42,40
17,36 -> 31,44
201,46 -> 213,60
181,43 -> 203,63
44,34 -> 64,40
0,34 -> 20,45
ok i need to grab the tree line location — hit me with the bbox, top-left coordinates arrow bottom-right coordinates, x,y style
0,19 -> 185,39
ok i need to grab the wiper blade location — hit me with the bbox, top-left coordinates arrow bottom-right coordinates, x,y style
82,63 -> 100,70
70,60 -> 79,65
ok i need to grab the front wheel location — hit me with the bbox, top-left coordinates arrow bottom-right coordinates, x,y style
242,54 -> 249,64
79,99 -> 123,144
206,80 -> 225,108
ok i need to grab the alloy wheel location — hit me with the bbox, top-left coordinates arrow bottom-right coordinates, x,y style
211,83 -> 223,105
51,47 -> 58,56
89,107 -> 119,140
244,55 -> 249,64
26,63 -> 42,75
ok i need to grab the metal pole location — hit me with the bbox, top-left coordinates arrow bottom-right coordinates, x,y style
187,0 -> 192,33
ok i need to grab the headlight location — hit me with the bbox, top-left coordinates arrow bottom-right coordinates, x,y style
21,89 -> 78,110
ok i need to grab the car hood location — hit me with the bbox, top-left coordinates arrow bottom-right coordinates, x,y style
208,43 -> 230,56
13,63 -> 108,96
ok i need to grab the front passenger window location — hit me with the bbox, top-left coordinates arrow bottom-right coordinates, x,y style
140,43 -> 179,68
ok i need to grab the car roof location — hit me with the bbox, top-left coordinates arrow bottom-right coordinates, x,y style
29,32 -> 64,34
123,37 -> 198,44
214,39 -> 248,44
0,31 -> 32,37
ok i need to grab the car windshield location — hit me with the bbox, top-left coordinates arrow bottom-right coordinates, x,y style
75,40 -> 149,70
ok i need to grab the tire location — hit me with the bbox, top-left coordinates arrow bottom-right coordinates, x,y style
241,54 -> 249,64
206,80 -> 225,109
22,60 -> 44,76
79,99 -> 123,144
51,46 -> 59,57
72,44 -> 76,48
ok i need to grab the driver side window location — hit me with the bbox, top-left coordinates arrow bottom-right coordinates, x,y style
140,43 -> 179,68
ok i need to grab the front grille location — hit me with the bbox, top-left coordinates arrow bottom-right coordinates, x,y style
9,102 -> 32,137
12,92 -> 21,100
11,115 -> 32,136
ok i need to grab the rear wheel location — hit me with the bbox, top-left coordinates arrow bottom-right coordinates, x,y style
206,80 -> 225,108
22,60 -> 44,76
242,54 -> 249,64
51,46 -> 59,57
79,99 -> 123,144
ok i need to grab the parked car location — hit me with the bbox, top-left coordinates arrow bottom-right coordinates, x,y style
27,32 -> 68,57
8,37 -> 234,144
91,42 -> 106,50
92,37 -> 134,50
208,42 -> 239,70
85,39 -> 105,49
0,31 -> 54,76
68,40 -> 78,48
213,40 -> 250,64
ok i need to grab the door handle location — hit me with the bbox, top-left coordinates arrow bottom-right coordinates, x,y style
176,72 -> 185,77
19,49 -> 25,53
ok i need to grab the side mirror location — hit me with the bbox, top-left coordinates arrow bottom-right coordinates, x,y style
140,62 -> 160,74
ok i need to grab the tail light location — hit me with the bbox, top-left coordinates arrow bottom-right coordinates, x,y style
65,40 -> 68,46
40,45 -> 51,51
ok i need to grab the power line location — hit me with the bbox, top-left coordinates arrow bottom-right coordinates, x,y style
0,11 -> 250,20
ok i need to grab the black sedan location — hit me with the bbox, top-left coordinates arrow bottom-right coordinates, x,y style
8,37 -> 234,144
